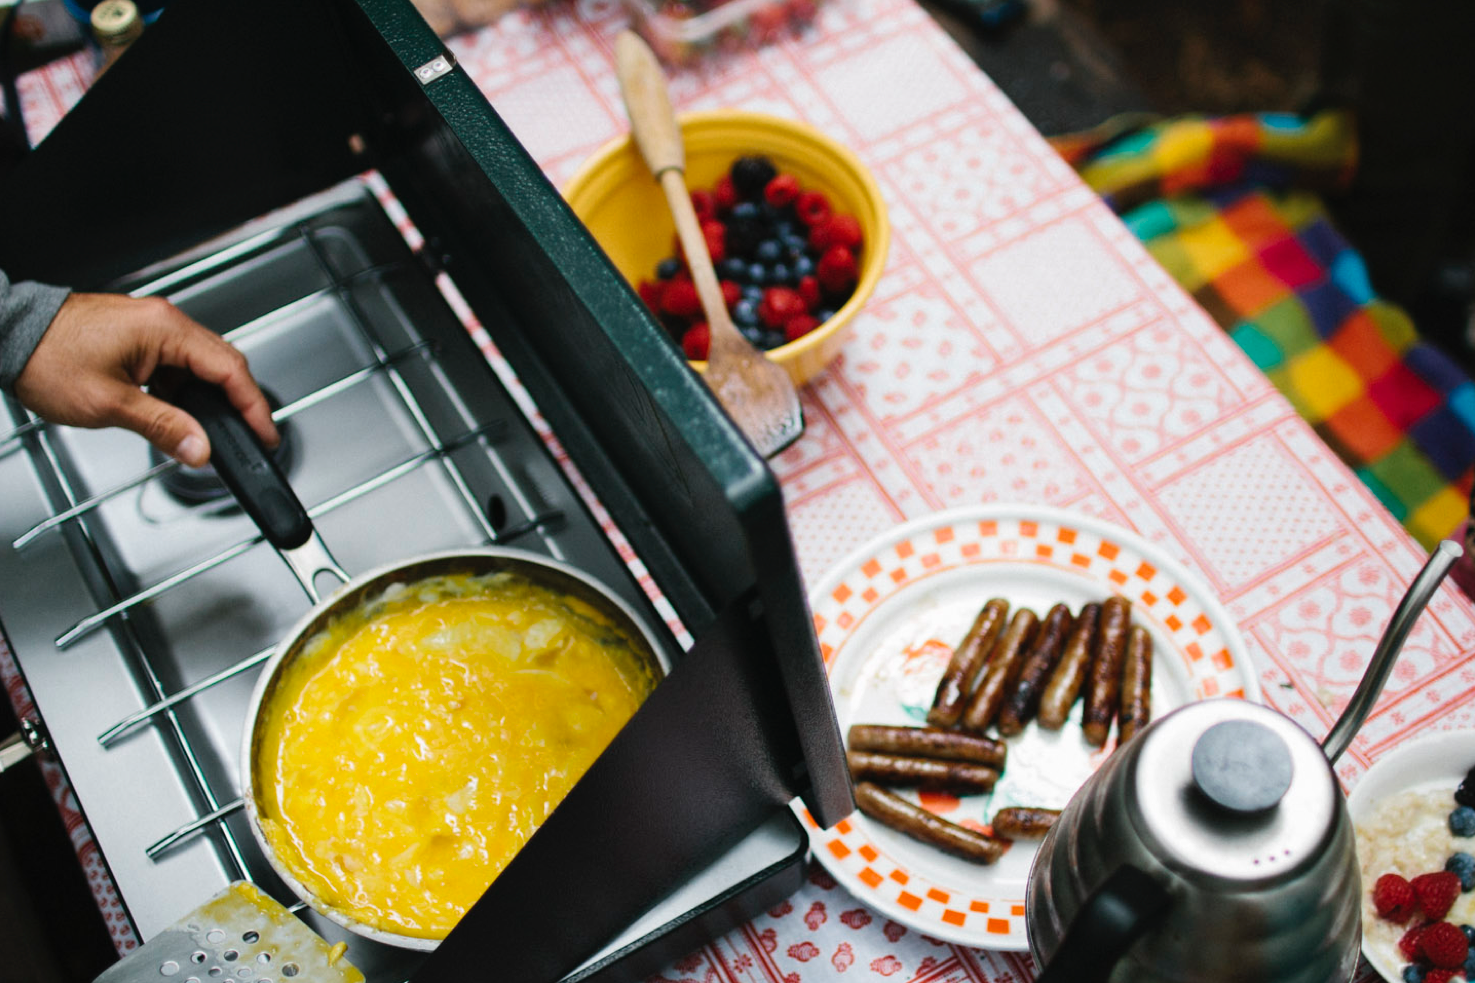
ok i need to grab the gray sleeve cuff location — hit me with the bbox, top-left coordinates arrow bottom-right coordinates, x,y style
0,269 -> 71,393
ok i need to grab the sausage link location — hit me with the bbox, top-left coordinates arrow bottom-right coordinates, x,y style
1038,602 -> 1101,730
847,725 -> 1007,768
1116,625 -> 1154,744
927,599 -> 1010,727
991,807 -> 1061,838
854,782 -> 1005,864
1081,596 -> 1131,746
846,751 -> 999,795
996,603 -> 1073,736
960,608 -> 1038,734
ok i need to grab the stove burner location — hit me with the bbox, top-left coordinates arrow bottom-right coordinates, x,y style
150,389 -> 296,507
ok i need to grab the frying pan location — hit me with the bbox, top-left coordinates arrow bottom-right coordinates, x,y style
173,380 -> 670,950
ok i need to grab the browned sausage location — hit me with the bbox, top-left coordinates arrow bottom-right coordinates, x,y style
847,751 -> 1000,795
1081,596 -> 1131,746
847,725 -> 1007,768
854,782 -> 1005,864
960,608 -> 1038,733
996,603 -> 1073,736
1117,625 -> 1153,743
990,806 -> 1061,838
1038,602 -> 1101,730
927,599 -> 1010,727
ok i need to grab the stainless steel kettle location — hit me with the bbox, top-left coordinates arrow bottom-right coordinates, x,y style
1025,540 -> 1463,983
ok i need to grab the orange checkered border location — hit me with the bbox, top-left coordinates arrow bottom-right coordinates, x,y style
804,510 -> 1251,945
813,517 -> 1246,702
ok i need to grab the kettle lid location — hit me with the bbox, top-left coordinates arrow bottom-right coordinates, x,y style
1130,700 -> 1339,882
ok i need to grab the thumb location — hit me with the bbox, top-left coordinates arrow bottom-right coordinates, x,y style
107,386 -> 212,467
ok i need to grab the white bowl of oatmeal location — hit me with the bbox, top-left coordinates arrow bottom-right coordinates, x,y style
1349,730 -> 1475,982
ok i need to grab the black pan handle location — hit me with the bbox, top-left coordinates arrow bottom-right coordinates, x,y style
170,379 -> 312,551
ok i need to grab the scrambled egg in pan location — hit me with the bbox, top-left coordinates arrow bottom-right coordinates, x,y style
254,571 -> 660,940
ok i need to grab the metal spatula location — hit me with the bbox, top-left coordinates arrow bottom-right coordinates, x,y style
94,882 -> 363,983
614,30 -> 805,457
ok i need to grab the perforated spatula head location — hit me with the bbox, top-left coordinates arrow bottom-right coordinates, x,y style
94,882 -> 363,983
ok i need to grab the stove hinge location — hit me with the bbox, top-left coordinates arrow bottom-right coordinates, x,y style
0,717 -> 49,773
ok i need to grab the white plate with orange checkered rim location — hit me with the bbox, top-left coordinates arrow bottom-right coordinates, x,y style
795,504 -> 1258,951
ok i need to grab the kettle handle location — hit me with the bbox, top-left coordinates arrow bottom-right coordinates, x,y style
1033,865 -> 1171,983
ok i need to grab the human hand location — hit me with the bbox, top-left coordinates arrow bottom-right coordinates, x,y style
13,293 -> 279,467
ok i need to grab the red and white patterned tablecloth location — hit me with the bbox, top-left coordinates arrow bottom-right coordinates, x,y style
14,0 -> 1475,979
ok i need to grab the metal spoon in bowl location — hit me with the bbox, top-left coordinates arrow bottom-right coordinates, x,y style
614,30 -> 804,457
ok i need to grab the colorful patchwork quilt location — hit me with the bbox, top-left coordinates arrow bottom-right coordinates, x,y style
1053,112 -> 1475,550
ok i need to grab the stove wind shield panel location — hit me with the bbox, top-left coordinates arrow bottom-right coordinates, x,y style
0,0 -> 851,978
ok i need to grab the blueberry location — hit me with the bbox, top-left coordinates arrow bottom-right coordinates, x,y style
738,323 -> 766,346
656,257 -> 683,280
1452,806 -> 1475,837
730,201 -> 760,221
1457,765 -> 1475,808
727,219 -> 764,257
783,234 -> 810,258
1446,852 -> 1475,890
747,263 -> 768,286
761,330 -> 787,350
773,220 -> 798,239
1466,950 -> 1475,978
755,239 -> 783,263
719,257 -> 748,281
1405,966 -> 1427,983
814,308 -> 837,323
1464,924 -> 1475,944
731,156 -> 777,200
793,254 -> 816,278
742,284 -> 764,303
732,298 -> 760,327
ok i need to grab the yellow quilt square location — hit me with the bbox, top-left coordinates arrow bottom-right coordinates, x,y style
1177,217 -> 1251,283
1286,346 -> 1363,419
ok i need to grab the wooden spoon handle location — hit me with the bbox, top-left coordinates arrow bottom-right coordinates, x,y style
615,31 -> 684,177
658,169 -> 742,343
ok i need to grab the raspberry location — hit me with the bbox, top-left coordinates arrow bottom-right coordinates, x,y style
1403,924 -> 1431,961
721,280 -> 742,308
797,275 -> 822,310
817,245 -> 859,293
1416,871 -> 1463,921
691,189 -> 716,222
795,190 -> 832,226
811,214 -> 863,253
661,279 -> 701,319
731,156 -> 777,200
765,174 -> 800,208
638,280 -> 664,312
681,322 -> 710,361
1423,921 -> 1471,969
1425,969 -> 1456,983
702,220 -> 727,263
783,315 -> 819,343
760,287 -> 806,328
1374,873 -> 1417,923
714,174 -> 739,213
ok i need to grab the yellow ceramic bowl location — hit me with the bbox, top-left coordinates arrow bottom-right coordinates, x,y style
563,110 -> 889,386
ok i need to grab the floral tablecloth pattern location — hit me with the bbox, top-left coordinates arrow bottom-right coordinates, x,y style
15,0 -> 1473,978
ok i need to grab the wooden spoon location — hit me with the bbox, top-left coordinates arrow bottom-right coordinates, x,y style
614,30 -> 804,457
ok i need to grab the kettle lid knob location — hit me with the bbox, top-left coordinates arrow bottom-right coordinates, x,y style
1190,720 -> 1294,813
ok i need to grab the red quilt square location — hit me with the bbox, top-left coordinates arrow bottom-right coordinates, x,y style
1368,363 -> 1444,429
1258,237 -> 1322,290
